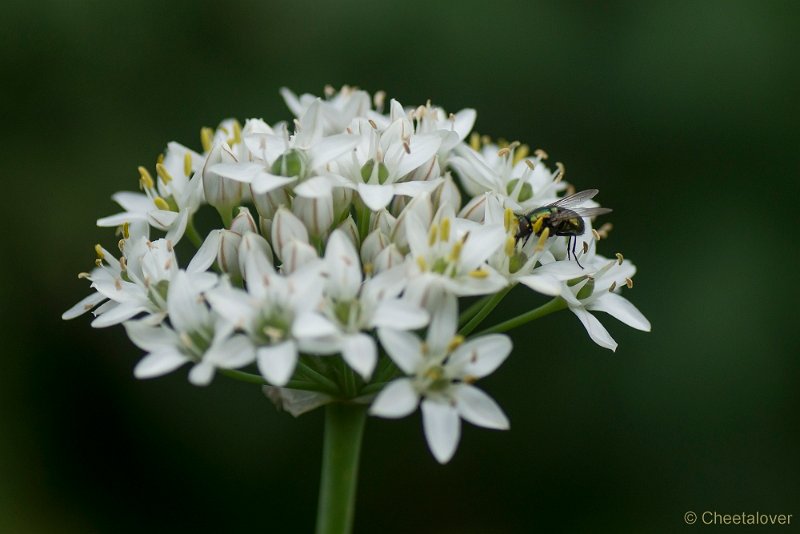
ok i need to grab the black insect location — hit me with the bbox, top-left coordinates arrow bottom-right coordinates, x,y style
515,189 -> 612,268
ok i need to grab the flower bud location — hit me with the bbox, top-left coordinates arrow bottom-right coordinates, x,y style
393,192 -> 433,250
218,229 -> 243,277
294,195 -> 334,237
230,207 -> 257,235
252,186 -> 291,220
271,207 -> 309,260
407,155 -> 439,182
370,209 -> 397,237
202,142 -> 245,219
458,194 -> 487,222
337,216 -> 360,248
373,243 -> 404,273
361,229 -> 389,267
433,174 -> 462,212
280,240 -> 319,274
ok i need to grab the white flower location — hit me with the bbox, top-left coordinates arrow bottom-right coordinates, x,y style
295,230 -> 429,379
371,296 -> 511,463
281,85 -> 373,135
560,253 -> 651,351
63,234 -> 215,327
403,211 -> 507,307
206,244 -> 326,386
97,142 -> 204,243
124,270 -> 254,385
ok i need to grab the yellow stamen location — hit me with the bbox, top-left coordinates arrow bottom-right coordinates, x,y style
469,132 -> 480,151
625,277 -> 634,289
428,224 -> 438,246
94,244 -> 105,260
532,215 -> 545,235
156,153 -> 164,164
480,135 -> 492,146
153,197 -> 171,211
468,268 -> 488,278
78,272 -> 90,279
416,256 -> 428,271
535,227 -> 550,251
503,207 -> 514,232
447,335 -> 465,352
122,222 -> 130,239
555,161 -> 565,182
616,252 -> 624,265
138,166 -> 154,189
513,144 -> 530,165
200,127 -> 214,152
155,163 -> 173,184
183,152 -> 192,177
463,375 -> 478,384
449,240 -> 463,261
439,218 -> 451,242
363,262 -> 374,276
95,259 -> 103,267
504,236 -> 515,257
232,120 -> 242,144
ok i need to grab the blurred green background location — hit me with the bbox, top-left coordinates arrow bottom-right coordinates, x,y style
2,1 -> 798,532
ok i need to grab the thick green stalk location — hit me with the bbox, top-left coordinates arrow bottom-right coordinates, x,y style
474,297 -> 567,336
315,403 -> 367,534
458,285 -> 513,337
458,294 -> 492,326
185,218 -> 204,248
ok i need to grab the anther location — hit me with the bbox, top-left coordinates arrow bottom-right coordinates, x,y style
625,277 -> 634,289
468,268 -> 488,278
78,272 -> 90,279
373,90 -> 386,109
428,224 -> 438,246
469,132 -> 481,151
503,207 -> 514,232
183,152 -> 192,177
497,147 -> 511,158
582,241 -> 588,254
513,144 -> 530,165
609,281 -> 617,292
592,228 -> 601,240
504,236 -> 515,257
463,375 -> 478,384
324,84 -> 335,97
554,162 -> 565,182
534,148 -> 549,160
157,153 -> 164,164
440,218 -> 451,242
403,141 -> 411,154
138,166 -> 154,189
449,241 -> 463,262
368,119 -> 377,129
94,244 -> 105,260
122,222 -> 130,239
416,256 -> 428,271
156,163 -> 173,184
616,252 -> 624,265
535,227 -> 550,251
153,197 -> 171,211
480,135 -> 491,146
524,159 -> 536,170
200,127 -> 214,153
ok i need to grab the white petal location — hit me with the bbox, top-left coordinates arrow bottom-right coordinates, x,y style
377,328 -> 423,374
516,274 -> 562,296
371,299 -> 429,330
165,209 -> 189,244
62,292 -> 106,320
392,179 -> 443,197
124,321 -> 180,352
324,230 -> 362,300
146,209 -> 179,231
393,134 -> 441,177
133,350 -> 188,379
96,211 -> 147,227
308,133 -> 359,169
459,225 -> 505,269
571,307 -> 618,351
587,293 -> 651,332
291,311 -> 340,339
208,162 -> 263,183
91,302 -> 148,328
448,334 -> 512,378
426,293 -> 458,355
452,108 -> 476,142
341,333 -> 377,380
187,230 -> 222,273
205,286 -> 253,330
167,271 -> 207,333
357,183 -> 395,212
421,399 -> 461,464
188,361 -> 216,386
209,335 -> 255,369
111,191 -> 153,214
294,175 -> 334,198
369,378 -> 419,418
257,342 -> 298,386
251,172 -> 296,195
454,384 -> 509,430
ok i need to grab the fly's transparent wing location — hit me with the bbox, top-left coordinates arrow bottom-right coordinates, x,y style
550,189 -> 600,208
548,206 -> 613,222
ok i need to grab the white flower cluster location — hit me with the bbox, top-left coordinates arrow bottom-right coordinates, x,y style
64,86 -> 649,463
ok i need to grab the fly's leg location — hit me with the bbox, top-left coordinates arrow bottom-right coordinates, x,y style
573,237 -> 584,269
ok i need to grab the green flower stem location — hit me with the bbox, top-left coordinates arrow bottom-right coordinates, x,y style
316,402 -> 367,534
474,297 -> 568,336
458,294 -> 492,326
296,361 -> 341,394
218,369 -> 317,391
186,217 -> 203,249
458,285 -> 513,337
